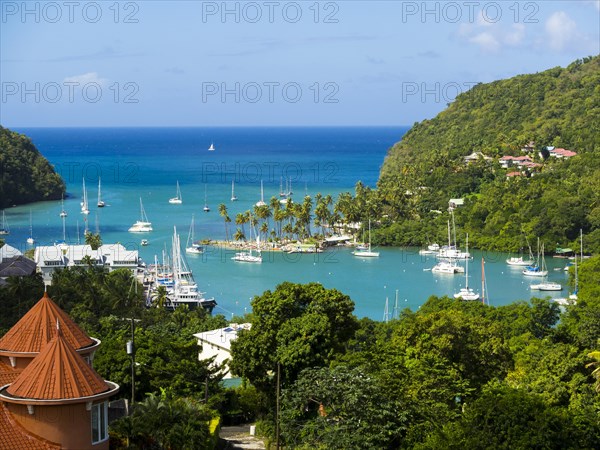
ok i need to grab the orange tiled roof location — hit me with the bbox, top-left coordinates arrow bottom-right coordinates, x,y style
0,403 -> 60,449
0,360 -> 19,387
6,326 -> 109,401
0,292 -> 94,354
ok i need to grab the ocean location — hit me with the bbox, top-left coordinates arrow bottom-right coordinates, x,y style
4,127 -> 570,319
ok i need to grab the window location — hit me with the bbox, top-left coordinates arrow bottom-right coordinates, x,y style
91,402 -> 108,444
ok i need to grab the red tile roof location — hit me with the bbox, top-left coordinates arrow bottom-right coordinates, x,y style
506,171 -> 523,177
6,326 -> 109,401
0,403 -> 60,449
0,292 -> 94,355
0,360 -> 19,387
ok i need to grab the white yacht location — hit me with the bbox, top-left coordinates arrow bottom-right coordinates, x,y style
203,185 -> 210,212
97,177 -> 106,207
185,214 -> 203,254
128,197 -> 153,232
232,223 -> 262,263
26,210 -> 35,245
81,178 -> 90,215
169,181 -> 183,204
352,219 -> 379,257
454,235 -> 479,300
255,180 -> 267,207
432,259 -> 464,274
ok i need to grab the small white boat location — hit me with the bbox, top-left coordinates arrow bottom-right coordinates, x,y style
538,282 -> 562,291
208,143 -> 215,151
432,259 -> 464,274
506,256 -> 534,266
231,180 -> 238,202
129,197 -> 153,232
140,239 -> 149,246
454,235 -> 479,301
169,181 -> 183,204
185,214 -> 203,254
203,185 -> 210,212
81,178 -> 90,215
255,180 -> 267,207
0,210 -> 9,235
59,196 -> 67,218
97,177 -> 106,207
352,220 -> 379,257
26,210 -> 35,245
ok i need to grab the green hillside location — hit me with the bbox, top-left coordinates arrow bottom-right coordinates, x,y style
0,126 -> 65,208
373,56 -> 600,253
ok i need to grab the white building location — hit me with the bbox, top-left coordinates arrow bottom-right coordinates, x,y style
194,323 -> 251,379
34,243 -> 139,285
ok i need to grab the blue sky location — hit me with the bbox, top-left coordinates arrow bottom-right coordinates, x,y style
1,0 -> 598,126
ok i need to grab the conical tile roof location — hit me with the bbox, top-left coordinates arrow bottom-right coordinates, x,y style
0,292 -> 94,354
5,325 -> 109,400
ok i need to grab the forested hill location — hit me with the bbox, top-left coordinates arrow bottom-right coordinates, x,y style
374,56 -> 600,252
0,126 -> 65,208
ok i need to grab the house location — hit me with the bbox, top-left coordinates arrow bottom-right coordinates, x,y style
0,292 -> 119,449
194,323 -> 251,379
506,171 -> 524,179
463,152 -> 492,165
548,148 -> 577,159
34,243 -> 139,285
0,244 -> 36,287
521,141 -> 536,153
448,198 -> 464,210
499,155 -> 515,168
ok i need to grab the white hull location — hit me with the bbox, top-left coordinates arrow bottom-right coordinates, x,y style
454,288 -> 480,301
186,246 -> 203,254
129,221 -> 153,232
538,283 -> 562,291
352,250 -> 380,257
506,257 -> 534,266
432,260 -> 464,274
232,252 -> 262,263
169,198 -> 182,204
522,269 -> 548,277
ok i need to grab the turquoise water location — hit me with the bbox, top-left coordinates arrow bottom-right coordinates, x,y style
4,127 -> 571,319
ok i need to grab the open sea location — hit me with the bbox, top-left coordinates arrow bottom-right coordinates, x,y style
4,127 -> 571,319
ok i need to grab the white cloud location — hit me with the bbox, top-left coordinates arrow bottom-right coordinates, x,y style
545,11 -> 578,51
459,23 -> 527,53
63,72 -> 108,86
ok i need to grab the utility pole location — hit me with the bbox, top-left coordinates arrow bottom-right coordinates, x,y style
126,317 -> 136,408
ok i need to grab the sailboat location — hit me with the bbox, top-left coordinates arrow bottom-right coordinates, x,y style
185,214 -> 203,254
59,196 -> 68,218
208,142 -> 215,151
352,219 -> 379,257
203,185 -> 210,212
128,197 -> 153,232
169,181 -> 183,204
522,239 -> 548,277
231,180 -> 238,202
506,235 -> 534,266
165,226 -> 216,311
255,180 -> 267,207
437,211 -> 470,259
0,210 -> 9,235
232,217 -> 262,263
26,210 -> 35,245
97,177 -> 105,207
454,234 -> 479,300
279,177 -> 286,197
81,178 -> 90,215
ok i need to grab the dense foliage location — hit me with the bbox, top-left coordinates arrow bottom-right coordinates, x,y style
227,258 -> 600,449
325,56 -> 600,253
0,126 -> 65,208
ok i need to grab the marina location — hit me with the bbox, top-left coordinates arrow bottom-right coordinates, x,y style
1,127 -> 574,319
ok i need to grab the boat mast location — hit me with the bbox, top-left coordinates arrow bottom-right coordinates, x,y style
481,257 -> 486,305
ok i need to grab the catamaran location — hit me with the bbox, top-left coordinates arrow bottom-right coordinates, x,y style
185,214 -> 203,254
169,181 -> 183,204
128,197 -> 153,232
437,212 -> 470,259
352,219 -> 380,257
97,177 -> 105,207
454,234 -> 479,300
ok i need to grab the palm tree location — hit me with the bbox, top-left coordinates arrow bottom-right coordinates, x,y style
218,203 -> 231,242
152,285 -> 169,309
587,351 -> 600,392
234,228 -> 245,242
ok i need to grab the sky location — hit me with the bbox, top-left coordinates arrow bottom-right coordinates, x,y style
1,0 -> 598,127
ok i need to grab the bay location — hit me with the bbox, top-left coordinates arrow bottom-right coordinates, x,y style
4,127 -> 571,319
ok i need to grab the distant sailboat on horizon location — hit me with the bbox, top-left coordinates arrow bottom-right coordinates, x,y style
208,142 -> 215,151
97,177 -> 105,207
203,185 -> 210,212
